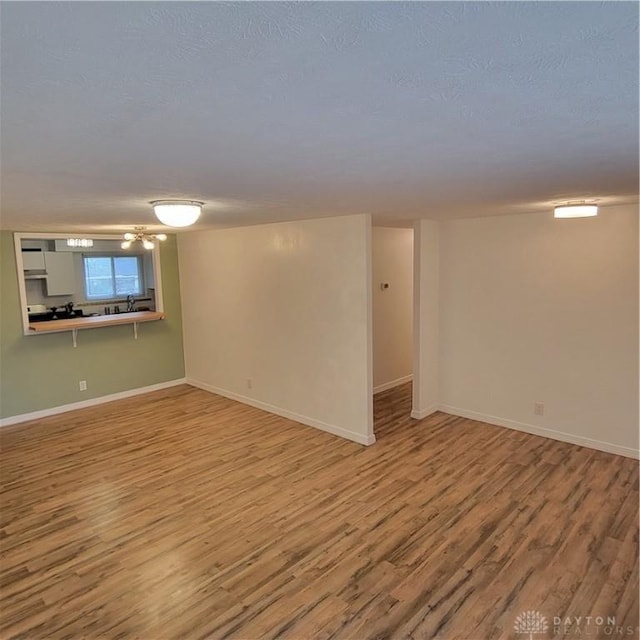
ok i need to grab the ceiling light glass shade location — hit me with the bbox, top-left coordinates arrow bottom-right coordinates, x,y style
142,239 -> 155,250
152,200 -> 203,227
155,233 -> 167,241
554,205 -> 598,218
123,232 -> 136,241
121,240 -> 132,249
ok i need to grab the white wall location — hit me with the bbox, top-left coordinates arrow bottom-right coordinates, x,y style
438,204 -> 639,458
178,214 -> 374,445
372,227 -> 413,393
412,219 -> 440,419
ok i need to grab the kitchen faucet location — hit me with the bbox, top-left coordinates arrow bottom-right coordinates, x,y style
126,295 -> 135,312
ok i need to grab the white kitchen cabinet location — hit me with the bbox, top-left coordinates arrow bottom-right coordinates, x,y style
22,251 -> 45,270
44,251 -> 75,296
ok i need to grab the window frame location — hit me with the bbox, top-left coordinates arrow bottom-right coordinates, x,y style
82,254 -> 145,301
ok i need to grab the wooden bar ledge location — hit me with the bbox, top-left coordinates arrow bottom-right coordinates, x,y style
28,310 -> 164,333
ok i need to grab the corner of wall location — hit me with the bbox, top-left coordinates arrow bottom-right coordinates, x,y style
412,219 -> 440,416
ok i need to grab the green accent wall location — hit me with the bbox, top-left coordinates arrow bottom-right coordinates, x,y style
0,232 -> 185,419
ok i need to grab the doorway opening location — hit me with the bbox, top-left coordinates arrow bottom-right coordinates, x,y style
371,226 -> 414,438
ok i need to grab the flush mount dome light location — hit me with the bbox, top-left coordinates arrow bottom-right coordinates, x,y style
151,200 -> 203,227
554,204 -> 598,218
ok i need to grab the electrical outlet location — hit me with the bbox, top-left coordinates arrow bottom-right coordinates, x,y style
79,380 -> 87,391
534,401 -> 544,416
247,378 -> 253,390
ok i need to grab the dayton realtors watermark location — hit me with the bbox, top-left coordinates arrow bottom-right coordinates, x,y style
553,616 -> 637,637
514,611 -> 638,638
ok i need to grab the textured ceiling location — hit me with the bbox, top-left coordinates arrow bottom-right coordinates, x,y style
1,1 -> 638,232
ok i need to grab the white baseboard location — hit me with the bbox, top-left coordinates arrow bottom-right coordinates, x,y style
439,404 -> 640,460
187,377 -> 375,446
373,374 -> 413,395
0,378 -> 188,428
410,404 -> 439,420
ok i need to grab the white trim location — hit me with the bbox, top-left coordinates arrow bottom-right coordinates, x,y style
439,404 -> 640,460
364,215 -> 375,443
374,374 -> 413,395
410,403 -> 439,420
0,378 -> 187,427
13,233 -> 29,333
187,378 -> 376,446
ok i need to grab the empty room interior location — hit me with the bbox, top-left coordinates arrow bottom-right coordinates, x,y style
0,2 -> 638,639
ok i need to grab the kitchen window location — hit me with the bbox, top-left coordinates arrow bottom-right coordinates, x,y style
83,255 -> 143,300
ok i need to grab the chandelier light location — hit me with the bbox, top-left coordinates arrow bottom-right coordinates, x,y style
554,204 -> 598,218
121,227 -> 167,250
151,200 -> 203,227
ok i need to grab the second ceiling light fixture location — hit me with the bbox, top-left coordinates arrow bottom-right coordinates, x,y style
121,227 -> 167,250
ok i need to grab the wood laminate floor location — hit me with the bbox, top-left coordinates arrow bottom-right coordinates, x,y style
1,383 -> 638,640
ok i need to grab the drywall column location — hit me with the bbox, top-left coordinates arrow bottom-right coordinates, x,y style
412,219 -> 439,419
179,214 -> 374,446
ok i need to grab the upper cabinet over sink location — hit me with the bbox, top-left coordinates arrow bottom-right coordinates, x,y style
14,233 -> 165,339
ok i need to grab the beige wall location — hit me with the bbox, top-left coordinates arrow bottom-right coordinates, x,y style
372,227 -> 413,392
178,214 -> 374,445
437,204 -> 639,457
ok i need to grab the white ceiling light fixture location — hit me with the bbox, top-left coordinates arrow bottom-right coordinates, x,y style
67,238 -> 94,248
151,200 -> 203,227
121,227 -> 167,250
553,204 -> 598,218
